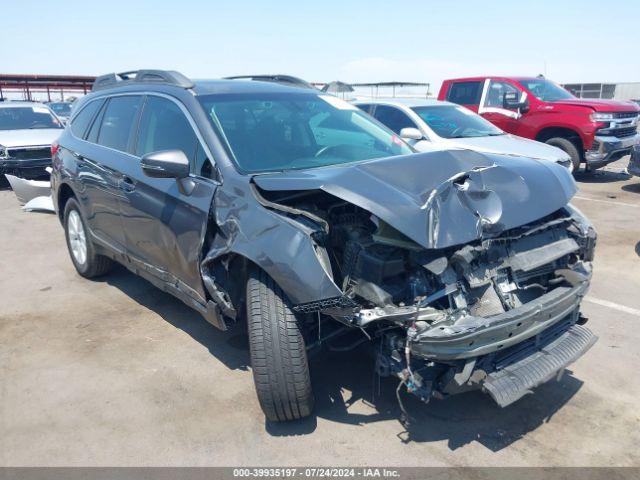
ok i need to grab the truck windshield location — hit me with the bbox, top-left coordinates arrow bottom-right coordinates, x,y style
198,93 -> 412,173
412,105 -> 504,138
0,106 -> 63,130
519,79 -> 575,102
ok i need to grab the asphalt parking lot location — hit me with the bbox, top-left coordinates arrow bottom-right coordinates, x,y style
1,158 -> 639,467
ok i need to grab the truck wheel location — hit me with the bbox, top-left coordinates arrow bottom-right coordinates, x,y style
246,267 -> 314,422
63,198 -> 113,278
545,137 -> 581,172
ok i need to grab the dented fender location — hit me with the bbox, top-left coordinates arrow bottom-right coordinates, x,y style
200,177 -> 343,306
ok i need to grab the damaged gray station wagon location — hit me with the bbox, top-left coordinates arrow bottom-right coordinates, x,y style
52,70 -> 598,422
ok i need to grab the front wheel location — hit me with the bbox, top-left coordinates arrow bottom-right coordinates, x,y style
247,267 -> 314,422
63,198 -> 113,278
545,137 -> 582,172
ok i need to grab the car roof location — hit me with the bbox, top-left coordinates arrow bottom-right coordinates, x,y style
193,79 -> 317,96
353,97 -> 455,108
87,78 -> 320,99
444,76 -> 539,83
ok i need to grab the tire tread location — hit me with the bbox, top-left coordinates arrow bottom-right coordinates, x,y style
247,268 -> 314,422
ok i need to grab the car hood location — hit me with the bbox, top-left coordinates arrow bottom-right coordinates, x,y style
253,149 -> 577,250
435,134 -> 569,163
550,98 -> 640,112
0,129 -> 63,148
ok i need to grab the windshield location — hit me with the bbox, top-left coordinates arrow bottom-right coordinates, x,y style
49,103 -> 72,116
412,105 -> 503,138
198,93 -> 412,173
519,79 -> 575,102
0,106 -> 63,130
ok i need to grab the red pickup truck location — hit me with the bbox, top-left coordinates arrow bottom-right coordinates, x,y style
438,76 -> 640,171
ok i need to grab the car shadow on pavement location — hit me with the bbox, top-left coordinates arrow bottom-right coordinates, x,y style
268,344 -> 584,451
574,169 -> 630,184
102,265 -> 250,372
101,265 -> 584,451
621,182 -> 640,194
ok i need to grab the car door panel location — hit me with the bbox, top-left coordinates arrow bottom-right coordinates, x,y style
119,94 -> 217,300
479,79 -> 524,134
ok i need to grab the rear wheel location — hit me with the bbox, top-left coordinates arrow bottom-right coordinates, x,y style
63,198 -> 113,278
545,137 -> 581,172
247,267 -> 314,422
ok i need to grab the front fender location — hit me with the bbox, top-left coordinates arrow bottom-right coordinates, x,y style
201,179 -> 343,306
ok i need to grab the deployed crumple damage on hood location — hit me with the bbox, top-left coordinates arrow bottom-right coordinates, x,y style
253,149 -> 577,250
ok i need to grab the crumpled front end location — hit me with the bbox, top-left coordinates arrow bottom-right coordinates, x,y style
361,205 -> 597,407
208,150 -> 597,409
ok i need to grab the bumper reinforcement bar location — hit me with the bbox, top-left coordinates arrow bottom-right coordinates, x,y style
482,324 -> 597,407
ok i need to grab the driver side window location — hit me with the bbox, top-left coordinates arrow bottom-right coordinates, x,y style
372,105 -> 416,134
136,96 -> 214,178
484,81 -> 520,109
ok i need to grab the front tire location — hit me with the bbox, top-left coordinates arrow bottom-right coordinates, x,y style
247,267 -> 314,422
63,198 -> 113,278
545,137 -> 582,172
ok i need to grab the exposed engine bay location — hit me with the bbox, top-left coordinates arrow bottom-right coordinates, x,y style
252,185 -> 597,410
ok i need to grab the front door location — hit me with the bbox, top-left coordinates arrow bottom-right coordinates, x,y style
478,79 -> 525,134
118,95 -> 217,301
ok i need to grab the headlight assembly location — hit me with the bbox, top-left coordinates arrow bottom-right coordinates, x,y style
590,112 -> 614,122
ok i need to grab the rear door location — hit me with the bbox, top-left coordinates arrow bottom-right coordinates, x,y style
69,95 -> 143,254
118,94 -> 218,301
444,80 -> 483,113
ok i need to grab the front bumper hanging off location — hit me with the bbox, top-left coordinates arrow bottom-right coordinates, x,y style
483,323 -> 597,407
0,158 -> 52,180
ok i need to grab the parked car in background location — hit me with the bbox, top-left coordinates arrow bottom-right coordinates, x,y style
0,101 -> 64,179
627,145 -> 640,177
47,102 -> 74,124
52,70 -> 597,423
355,98 -> 573,172
438,76 -> 640,171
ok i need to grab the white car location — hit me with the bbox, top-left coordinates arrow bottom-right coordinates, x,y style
0,101 -> 64,180
354,98 -> 574,172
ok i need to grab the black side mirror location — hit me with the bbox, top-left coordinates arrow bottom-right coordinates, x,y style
140,150 -> 195,195
503,92 -> 529,113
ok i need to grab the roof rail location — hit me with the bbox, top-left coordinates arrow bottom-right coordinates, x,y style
224,74 -> 316,90
91,70 -> 194,91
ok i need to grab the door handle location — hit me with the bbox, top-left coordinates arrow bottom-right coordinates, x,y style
119,175 -> 136,192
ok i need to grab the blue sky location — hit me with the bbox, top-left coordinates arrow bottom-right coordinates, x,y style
2,0 -> 639,92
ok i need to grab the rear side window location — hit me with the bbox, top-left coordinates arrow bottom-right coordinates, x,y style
70,100 -> 103,138
447,81 -> 482,105
96,96 -> 143,152
135,96 -> 199,166
372,105 -> 416,134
